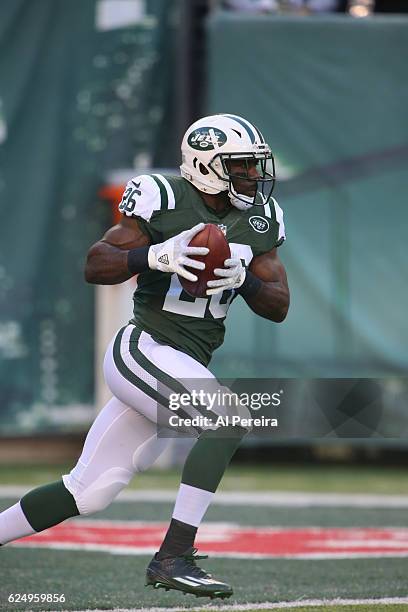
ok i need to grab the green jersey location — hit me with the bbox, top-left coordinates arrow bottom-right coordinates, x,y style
118,174 -> 285,366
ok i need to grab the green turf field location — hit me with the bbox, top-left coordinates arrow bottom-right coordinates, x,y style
1,463 -> 408,494
1,547 -> 408,611
1,464 -> 408,611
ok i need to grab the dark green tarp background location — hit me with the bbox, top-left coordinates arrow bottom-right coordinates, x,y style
1,6 -> 407,436
208,13 -> 408,381
0,0 -> 178,433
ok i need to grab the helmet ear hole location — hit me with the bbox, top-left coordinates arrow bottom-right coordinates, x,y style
199,163 -> 209,176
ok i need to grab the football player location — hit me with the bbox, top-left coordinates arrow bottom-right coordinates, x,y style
0,114 -> 289,599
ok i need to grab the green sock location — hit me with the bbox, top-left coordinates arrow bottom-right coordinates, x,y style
20,479 -> 79,532
182,426 -> 246,493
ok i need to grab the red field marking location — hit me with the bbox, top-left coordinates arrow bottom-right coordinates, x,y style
14,521 -> 408,559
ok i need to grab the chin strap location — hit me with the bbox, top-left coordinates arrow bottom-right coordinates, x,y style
228,184 -> 266,211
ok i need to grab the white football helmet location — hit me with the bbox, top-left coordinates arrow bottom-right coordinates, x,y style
180,113 -> 276,210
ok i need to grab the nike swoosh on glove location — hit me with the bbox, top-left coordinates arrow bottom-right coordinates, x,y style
206,258 -> 246,296
148,223 -> 209,282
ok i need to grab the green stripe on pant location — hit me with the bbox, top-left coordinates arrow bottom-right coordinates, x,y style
113,326 -> 202,434
128,326 -> 210,419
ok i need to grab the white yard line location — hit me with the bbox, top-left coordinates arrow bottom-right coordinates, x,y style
64,596 -> 408,612
2,486 -> 408,508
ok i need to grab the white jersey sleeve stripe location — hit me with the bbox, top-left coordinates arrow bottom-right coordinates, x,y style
152,174 -> 176,210
272,196 -> 286,242
264,202 -> 272,218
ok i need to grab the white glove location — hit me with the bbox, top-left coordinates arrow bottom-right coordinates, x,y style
206,258 -> 246,296
148,223 -> 209,282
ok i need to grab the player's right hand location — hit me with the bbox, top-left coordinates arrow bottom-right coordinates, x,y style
148,223 -> 209,282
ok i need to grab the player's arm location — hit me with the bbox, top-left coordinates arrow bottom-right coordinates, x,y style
85,215 -> 208,286
85,216 -> 150,285
243,248 -> 289,322
207,247 -> 289,322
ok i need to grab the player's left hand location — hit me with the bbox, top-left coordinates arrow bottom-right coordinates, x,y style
206,258 -> 246,296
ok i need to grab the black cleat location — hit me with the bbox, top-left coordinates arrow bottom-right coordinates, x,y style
145,547 -> 233,599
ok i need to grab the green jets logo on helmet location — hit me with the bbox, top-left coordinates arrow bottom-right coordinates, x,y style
188,127 -> 227,151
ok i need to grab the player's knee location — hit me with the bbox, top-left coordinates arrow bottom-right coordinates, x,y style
63,466 -> 133,516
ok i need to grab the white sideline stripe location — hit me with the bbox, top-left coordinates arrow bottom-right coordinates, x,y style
12,541 -> 408,560
3,486 -> 408,508
62,596 -> 408,611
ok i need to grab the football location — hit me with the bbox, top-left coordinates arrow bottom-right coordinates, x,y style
179,224 -> 231,298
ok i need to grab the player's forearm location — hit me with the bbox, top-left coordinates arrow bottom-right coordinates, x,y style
84,241 -> 148,285
239,274 -> 289,322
